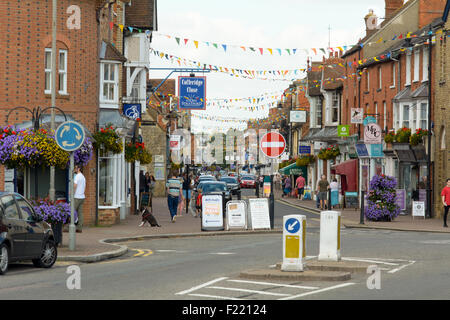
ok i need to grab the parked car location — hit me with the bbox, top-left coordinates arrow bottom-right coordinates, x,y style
240,175 -> 256,189
194,181 -> 231,216
0,192 -> 58,275
220,176 -> 241,199
195,175 -> 216,187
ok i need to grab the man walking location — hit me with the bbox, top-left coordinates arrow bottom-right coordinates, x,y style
316,174 -> 330,210
166,170 -> 183,223
295,172 -> 306,200
441,178 -> 450,228
74,165 -> 86,233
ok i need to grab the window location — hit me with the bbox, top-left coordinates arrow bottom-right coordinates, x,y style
331,92 -> 339,123
391,63 -> 396,87
375,102 -> 378,119
402,105 -> 410,128
378,66 -> 382,89
414,49 -> 420,82
44,49 -> 52,93
394,103 -> 400,130
100,62 -> 119,106
411,103 -> 417,132
0,195 -> 19,219
366,70 -> 370,91
14,195 -> 34,221
383,101 -> 387,130
419,102 -> 428,129
422,48 -> 429,81
316,98 -> 322,127
58,50 -> 67,94
99,155 -> 115,206
406,52 -> 411,85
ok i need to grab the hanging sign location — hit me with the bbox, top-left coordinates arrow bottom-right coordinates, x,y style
178,76 -> 206,110
338,125 -> 350,137
364,123 -> 382,144
350,108 -> 364,124
123,103 -> 141,120
290,111 -> 307,123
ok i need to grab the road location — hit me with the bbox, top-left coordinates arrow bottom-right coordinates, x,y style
1,189 -> 450,300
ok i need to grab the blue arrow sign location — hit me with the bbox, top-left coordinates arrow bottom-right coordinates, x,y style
285,218 -> 300,234
55,121 -> 85,152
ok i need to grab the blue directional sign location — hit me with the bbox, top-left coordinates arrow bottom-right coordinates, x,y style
299,145 -> 311,154
55,121 -> 85,152
285,218 -> 301,234
178,76 -> 206,110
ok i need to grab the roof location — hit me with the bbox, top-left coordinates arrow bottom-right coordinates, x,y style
411,82 -> 428,98
307,66 -> 322,96
322,59 -> 345,90
100,41 -> 127,62
393,87 -> 412,101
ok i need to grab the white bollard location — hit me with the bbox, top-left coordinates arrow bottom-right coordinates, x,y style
318,210 -> 341,261
281,215 -> 306,272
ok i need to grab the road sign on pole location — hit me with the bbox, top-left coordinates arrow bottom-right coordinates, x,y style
282,215 -> 306,272
55,121 -> 85,251
260,132 -> 286,159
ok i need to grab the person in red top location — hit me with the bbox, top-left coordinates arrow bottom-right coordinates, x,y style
295,172 -> 306,200
441,178 -> 450,228
195,188 -> 203,218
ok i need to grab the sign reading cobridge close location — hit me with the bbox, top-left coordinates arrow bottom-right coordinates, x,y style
178,76 -> 206,110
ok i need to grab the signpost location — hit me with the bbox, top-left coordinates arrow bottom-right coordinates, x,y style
55,121 -> 85,251
260,132 -> 286,159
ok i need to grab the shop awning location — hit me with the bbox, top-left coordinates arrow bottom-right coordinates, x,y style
331,159 -> 358,191
279,163 -> 307,178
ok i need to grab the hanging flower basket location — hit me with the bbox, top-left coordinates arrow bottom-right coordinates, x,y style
125,142 -> 152,164
318,145 -> 340,160
93,125 -> 123,154
296,155 -> 316,166
0,127 -> 69,169
410,128 -> 428,146
395,127 -> 411,143
30,198 -> 77,225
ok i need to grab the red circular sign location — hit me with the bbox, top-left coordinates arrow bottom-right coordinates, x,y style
260,132 -> 287,158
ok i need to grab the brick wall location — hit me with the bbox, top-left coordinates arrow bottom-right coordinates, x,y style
98,208 -> 120,226
0,0 -> 99,226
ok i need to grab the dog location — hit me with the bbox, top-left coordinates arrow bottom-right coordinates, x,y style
139,206 -> 161,227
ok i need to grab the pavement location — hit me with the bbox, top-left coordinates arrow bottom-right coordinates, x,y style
56,192 -> 450,264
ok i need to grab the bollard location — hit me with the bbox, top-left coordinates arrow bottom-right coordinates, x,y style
318,210 -> 341,261
281,215 -> 306,272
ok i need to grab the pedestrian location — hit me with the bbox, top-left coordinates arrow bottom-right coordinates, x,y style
284,176 -> 292,198
195,187 -> 203,218
316,175 -> 330,210
441,178 -> 450,228
330,178 -> 339,209
144,172 -> 151,193
295,172 -> 306,200
182,172 -> 192,210
73,165 -> 86,233
166,170 -> 183,223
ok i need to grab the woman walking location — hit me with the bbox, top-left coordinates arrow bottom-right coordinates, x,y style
330,178 -> 339,209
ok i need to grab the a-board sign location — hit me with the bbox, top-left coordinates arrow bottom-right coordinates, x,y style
140,192 -> 151,210
202,194 -> 224,231
248,198 -> 270,230
226,201 -> 247,230
412,201 -> 425,218
345,192 -> 359,209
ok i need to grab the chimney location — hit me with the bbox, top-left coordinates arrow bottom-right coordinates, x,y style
364,9 -> 378,37
385,0 -> 404,19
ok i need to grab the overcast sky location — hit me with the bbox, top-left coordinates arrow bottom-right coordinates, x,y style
149,0 -> 387,133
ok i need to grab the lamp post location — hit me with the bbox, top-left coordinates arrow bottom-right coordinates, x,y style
426,27 -> 433,218
49,0 -> 57,203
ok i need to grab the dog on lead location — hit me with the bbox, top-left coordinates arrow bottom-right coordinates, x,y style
139,206 -> 161,227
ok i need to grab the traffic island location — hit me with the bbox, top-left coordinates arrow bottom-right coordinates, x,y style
275,259 -> 373,274
239,268 -> 351,281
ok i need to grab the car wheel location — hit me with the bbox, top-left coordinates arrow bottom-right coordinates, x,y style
32,239 -> 57,268
0,243 -> 9,275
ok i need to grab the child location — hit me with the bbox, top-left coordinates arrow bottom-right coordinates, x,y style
195,188 -> 203,218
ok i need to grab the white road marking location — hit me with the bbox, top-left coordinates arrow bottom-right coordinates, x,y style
388,260 -> 416,274
210,252 -> 235,255
342,257 -> 400,266
279,283 -> 356,300
227,279 -> 319,290
176,277 -> 228,295
207,286 -> 291,297
188,293 -> 242,300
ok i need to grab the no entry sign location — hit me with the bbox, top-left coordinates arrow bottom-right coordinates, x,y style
260,132 -> 286,158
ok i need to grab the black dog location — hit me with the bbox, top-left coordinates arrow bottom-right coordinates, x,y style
139,207 -> 161,227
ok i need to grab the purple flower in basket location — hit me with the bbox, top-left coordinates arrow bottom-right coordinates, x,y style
31,199 -> 78,225
365,174 -> 400,221
72,137 -> 94,167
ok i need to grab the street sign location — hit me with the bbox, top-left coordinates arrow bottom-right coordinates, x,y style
123,103 -> 141,120
260,132 -> 286,158
285,217 -> 301,234
290,110 -> 306,123
169,135 -> 181,150
178,76 -> 206,110
55,121 -> 85,152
